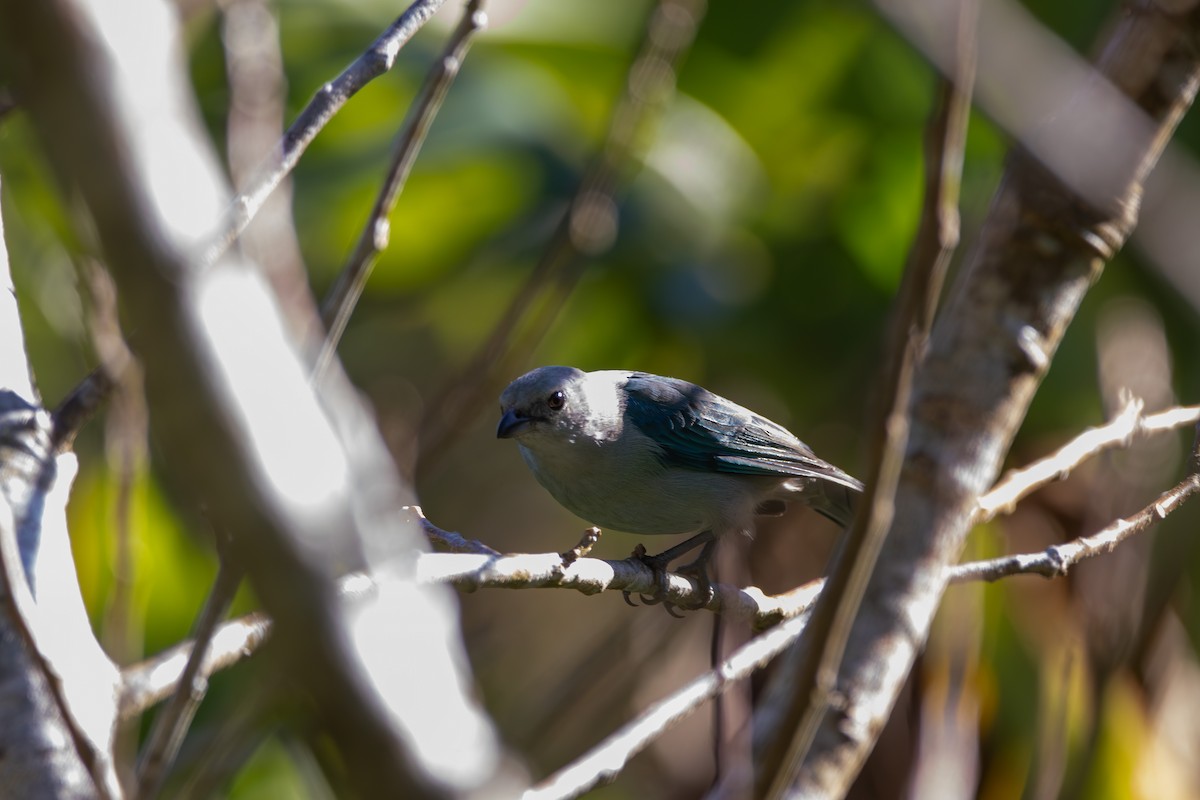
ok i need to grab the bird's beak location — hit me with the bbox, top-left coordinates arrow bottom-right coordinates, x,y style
496,409 -> 530,439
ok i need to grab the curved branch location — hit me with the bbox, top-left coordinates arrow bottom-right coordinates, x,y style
315,0 -> 488,380
200,0 -> 448,269
977,397 -> 1200,521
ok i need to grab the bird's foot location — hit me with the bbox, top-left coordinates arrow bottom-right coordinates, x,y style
622,538 -> 716,616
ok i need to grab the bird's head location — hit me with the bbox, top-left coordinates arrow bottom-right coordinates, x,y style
497,366 -> 624,445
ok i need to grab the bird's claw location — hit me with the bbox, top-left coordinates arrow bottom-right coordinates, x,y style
624,541 -> 713,615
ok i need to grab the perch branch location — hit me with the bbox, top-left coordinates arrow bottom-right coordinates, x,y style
121,444 -> 1200,728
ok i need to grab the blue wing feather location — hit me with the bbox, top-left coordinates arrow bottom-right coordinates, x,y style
622,373 -> 862,491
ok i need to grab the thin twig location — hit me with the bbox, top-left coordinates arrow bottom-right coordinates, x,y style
955,433 -> 1200,583
119,610 -> 271,722
315,0 -> 488,381
118,572 -> 376,722
417,0 -> 707,468
198,0 -> 448,270
0,494 -> 119,799
136,552 -> 246,798
976,398 -> 1200,521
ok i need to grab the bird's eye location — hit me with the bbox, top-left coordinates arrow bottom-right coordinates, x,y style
547,390 -> 566,411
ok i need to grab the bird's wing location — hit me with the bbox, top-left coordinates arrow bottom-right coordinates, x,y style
622,373 -> 862,492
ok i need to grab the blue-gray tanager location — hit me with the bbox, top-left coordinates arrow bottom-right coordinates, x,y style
496,366 -> 862,605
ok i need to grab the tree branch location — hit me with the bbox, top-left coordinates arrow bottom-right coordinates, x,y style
0,0 -> 516,793
520,436 -> 1200,800
200,0 -> 449,270
955,425 -> 1200,582
976,396 -> 1200,521
135,554 -> 245,798
316,0 -> 488,380
0,172 -> 124,797
756,2 -> 978,789
0,457 -> 119,799
771,1 -> 1200,795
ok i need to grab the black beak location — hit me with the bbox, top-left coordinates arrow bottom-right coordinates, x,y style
496,409 -> 531,439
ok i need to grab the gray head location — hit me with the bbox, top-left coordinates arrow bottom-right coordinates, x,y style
496,366 -> 625,444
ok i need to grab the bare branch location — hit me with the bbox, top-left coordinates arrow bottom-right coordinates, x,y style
200,0 -> 449,269
0,0 -> 516,793
521,452 -> 1200,800
525,611 -> 813,800
977,398 -> 1200,521
775,1 -> 1200,793
124,450 -> 1200,736
955,439 -> 1200,583
316,0 -> 488,380
136,555 -> 245,798
223,0 -> 311,333
0,172 -> 124,798
0,455 -> 119,799
119,611 -> 270,722
756,2 -> 978,791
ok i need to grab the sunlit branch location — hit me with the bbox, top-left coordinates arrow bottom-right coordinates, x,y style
976,397 -> 1200,521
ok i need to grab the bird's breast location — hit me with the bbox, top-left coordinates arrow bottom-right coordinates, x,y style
518,436 -> 761,536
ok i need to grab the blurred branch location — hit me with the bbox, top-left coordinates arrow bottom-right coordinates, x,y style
772,0 -> 1200,794
0,173 -> 124,797
49,368 -> 116,452
418,0 -> 707,468
0,0 -> 517,794
120,610 -> 271,722
525,610 -> 813,800
953,426 -> 1200,582
116,571 -> 375,721
200,0 -> 448,269
756,5 -> 978,791
222,0 -> 312,333
977,397 -> 1200,521
316,0 -> 488,381
136,553 -> 245,799
0,467 -> 119,799
0,85 -> 15,122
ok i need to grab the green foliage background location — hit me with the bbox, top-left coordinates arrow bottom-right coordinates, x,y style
3,0 -> 1200,796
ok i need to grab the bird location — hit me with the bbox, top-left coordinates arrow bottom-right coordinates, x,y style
496,366 -> 863,608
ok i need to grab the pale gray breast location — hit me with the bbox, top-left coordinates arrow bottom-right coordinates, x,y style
519,427 -> 767,536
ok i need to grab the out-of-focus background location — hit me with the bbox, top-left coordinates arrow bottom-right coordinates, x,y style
4,0 -> 1200,796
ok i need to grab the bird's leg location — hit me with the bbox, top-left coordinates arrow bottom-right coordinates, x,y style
623,530 -> 717,613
